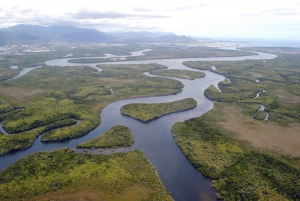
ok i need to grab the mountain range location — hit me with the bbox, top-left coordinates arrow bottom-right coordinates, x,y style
0,24 -> 197,46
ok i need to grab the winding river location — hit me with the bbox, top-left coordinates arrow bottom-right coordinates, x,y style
0,49 -> 277,201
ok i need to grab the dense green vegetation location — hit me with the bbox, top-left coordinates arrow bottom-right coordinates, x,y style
0,51 -> 70,81
0,116 -> 78,155
61,45 -> 149,58
252,110 -> 267,120
0,45 -> 253,81
69,46 -> 255,63
77,125 -> 134,149
184,49 -> 300,126
149,69 -> 205,80
172,47 -> 300,200
172,102 -> 300,200
0,148 -> 172,201
132,46 -> 255,60
1,46 -> 299,200
121,98 -> 197,122
0,45 -> 157,80
0,61 -> 183,154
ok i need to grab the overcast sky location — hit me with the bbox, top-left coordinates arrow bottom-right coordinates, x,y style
0,0 -> 299,40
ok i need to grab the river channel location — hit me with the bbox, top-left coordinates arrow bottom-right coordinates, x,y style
0,49 -> 277,201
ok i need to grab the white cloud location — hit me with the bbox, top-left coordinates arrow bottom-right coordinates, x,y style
0,0 -> 299,39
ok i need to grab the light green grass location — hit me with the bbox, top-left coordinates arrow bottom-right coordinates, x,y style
0,63 -> 183,154
150,69 -> 205,80
77,125 -> 134,149
172,102 -> 300,200
121,98 -> 197,122
0,148 -> 172,201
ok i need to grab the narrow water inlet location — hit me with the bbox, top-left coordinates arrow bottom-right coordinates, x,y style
251,104 -> 269,121
0,49 -> 277,201
254,90 -> 266,99
0,122 -> 8,135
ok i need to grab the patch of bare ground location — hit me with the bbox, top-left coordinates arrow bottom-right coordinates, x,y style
28,184 -> 161,201
175,74 -> 193,79
98,78 -> 136,84
271,68 -> 300,72
42,76 -> 62,82
158,73 -> 194,80
29,190 -> 107,201
0,87 -> 45,100
267,48 -> 300,55
217,104 -> 300,157
100,65 -> 141,69
249,72 -> 265,78
281,50 -> 300,55
274,89 -> 300,104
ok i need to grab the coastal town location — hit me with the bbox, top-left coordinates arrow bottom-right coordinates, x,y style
0,41 -> 238,54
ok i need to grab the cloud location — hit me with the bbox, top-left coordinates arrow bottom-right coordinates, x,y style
263,8 -> 299,16
69,10 -> 168,20
133,7 -> 152,12
242,7 -> 300,18
274,12 -> 299,16
0,6 -> 168,31
173,4 -> 206,11
264,8 -> 293,13
242,13 -> 256,17
19,9 -> 35,14
44,20 -> 161,32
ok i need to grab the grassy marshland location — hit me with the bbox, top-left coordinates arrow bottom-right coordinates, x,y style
172,102 -> 300,200
174,47 -> 300,200
0,62 -> 183,155
69,46 -> 254,63
149,69 -> 205,80
77,125 -> 134,149
121,98 -> 197,122
0,148 -> 172,201
184,48 -> 300,125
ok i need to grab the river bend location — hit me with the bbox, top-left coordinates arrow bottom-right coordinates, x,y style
0,50 -> 277,201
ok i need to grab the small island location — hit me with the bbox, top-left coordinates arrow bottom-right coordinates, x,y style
77,125 -> 134,149
0,148 -> 172,201
121,98 -> 197,122
150,69 -> 205,80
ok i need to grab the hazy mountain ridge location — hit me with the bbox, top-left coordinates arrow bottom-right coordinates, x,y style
109,31 -> 173,39
124,34 -> 197,43
0,24 -> 118,45
0,24 -> 197,45
0,32 -> 11,46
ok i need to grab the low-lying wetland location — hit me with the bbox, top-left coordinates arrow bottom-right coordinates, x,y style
149,69 -> 205,80
0,148 -> 172,201
0,63 -> 183,154
172,102 -> 300,200
1,46 -> 297,200
172,47 -> 300,200
120,98 -> 197,122
77,125 -> 134,149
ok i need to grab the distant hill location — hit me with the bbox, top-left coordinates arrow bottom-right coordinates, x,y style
126,34 -> 197,43
45,25 -> 89,35
155,34 -> 197,43
0,32 -> 11,46
109,31 -> 172,40
61,29 -> 116,43
0,24 -> 197,45
0,24 -> 118,45
1,24 -> 50,44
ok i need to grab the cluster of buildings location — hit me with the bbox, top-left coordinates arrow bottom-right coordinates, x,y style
0,41 -> 238,55
0,42 -> 126,54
